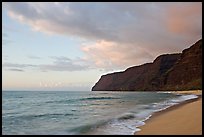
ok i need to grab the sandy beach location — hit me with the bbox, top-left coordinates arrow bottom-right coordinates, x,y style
135,90 -> 202,135
171,90 -> 202,95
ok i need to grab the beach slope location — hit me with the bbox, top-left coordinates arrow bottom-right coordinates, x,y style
135,97 -> 202,135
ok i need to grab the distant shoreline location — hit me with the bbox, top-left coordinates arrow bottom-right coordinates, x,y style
135,90 -> 202,135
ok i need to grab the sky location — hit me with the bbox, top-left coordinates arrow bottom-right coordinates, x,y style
2,2 -> 202,91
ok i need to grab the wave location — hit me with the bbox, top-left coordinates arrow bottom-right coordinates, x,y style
117,113 -> 135,120
68,120 -> 108,134
156,91 -> 173,94
33,113 -> 74,118
45,99 -> 77,104
81,94 -> 199,135
5,113 -> 74,121
45,96 -> 119,104
67,110 -> 152,135
149,94 -> 198,112
3,91 -> 199,135
175,94 -> 198,101
79,97 -> 119,101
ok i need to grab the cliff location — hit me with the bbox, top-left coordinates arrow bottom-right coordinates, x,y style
92,39 -> 202,91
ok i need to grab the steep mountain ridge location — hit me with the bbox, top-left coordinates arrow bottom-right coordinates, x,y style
92,39 -> 202,91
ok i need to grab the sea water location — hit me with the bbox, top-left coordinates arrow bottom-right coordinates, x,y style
2,91 -> 198,135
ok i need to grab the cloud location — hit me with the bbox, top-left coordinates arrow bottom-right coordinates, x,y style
39,56 -> 90,71
3,63 -> 33,72
3,62 -> 36,68
81,40 -> 154,70
3,56 -> 90,72
7,68 -> 24,72
4,2 -> 202,69
3,63 -> 36,72
49,56 -> 71,61
165,3 -> 202,37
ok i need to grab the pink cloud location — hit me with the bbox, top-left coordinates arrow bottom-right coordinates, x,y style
81,40 -> 153,70
4,2 -> 202,70
165,3 -> 202,37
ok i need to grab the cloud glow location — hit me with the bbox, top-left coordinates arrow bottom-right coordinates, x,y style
2,2 -> 202,90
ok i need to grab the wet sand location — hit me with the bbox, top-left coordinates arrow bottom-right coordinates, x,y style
135,90 -> 202,135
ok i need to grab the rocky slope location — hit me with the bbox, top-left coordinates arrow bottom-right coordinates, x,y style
92,39 -> 202,91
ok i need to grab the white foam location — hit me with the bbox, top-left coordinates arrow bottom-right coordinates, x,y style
131,94 -> 198,135
156,91 -> 173,94
89,94 -> 199,135
177,94 -> 198,101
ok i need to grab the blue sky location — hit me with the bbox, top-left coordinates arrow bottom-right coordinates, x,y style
2,2 -> 202,91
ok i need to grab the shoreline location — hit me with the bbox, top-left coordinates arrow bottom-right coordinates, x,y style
134,90 -> 202,135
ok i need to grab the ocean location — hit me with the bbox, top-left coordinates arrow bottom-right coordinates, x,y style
2,91 -> 198,135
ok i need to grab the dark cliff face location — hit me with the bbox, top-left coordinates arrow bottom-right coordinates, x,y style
92,39 -> 202,91
164,39 -> 202,90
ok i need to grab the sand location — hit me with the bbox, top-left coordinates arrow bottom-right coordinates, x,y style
171,90 -> 202,95
135,90 -> 202,135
